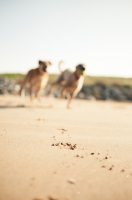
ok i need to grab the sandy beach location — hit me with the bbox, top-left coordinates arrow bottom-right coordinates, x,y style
0,95 -> 132,200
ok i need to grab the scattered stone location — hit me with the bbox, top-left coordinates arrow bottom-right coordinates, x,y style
90,153 -> 94,155
76,155 -> 79,157
70,146 -> 74,150
58,128 -> 67,131
33,198 -> 43,200
58,128 -> 67,134
17,104 -> 25,107
105,156 -> 108,159
62,128 -> 67,132
51,142 -> 78,150
101,165 -> 106,168
48,196 -> 59,200
68,178 -> 76,184
73,144 -> 77,148
55,142 -> 60,146
121,169 -> 125,172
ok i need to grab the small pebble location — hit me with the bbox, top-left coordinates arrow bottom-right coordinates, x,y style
73,144 -> 77,148
68,178 -> 76,184
121,169 -> 125,172
56,143 -> 60,146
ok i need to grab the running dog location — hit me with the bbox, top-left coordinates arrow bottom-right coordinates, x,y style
48,61 -> 85,108
20,60 -> 51,100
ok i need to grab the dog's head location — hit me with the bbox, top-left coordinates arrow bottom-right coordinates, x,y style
38,60 -> 52,72
76,64 -> 85,75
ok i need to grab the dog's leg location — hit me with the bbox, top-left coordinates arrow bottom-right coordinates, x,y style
60,86 -> 72,108
67,94 -> 71,109
60,90 -> 67,99
35,86 -> 42,102
67,89 -> 79,109
60,87 -> 69,99
47,82 -> 56,95
19,83 -> 26,98
29,87 -> 34,101
66,93 -> 72,109
19,75 -> 29,98
20,85 -> 24,96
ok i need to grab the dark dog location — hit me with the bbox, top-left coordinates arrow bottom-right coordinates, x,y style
48,61 -> 85,108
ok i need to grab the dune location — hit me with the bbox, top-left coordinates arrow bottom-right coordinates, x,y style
0,95 -> 132,200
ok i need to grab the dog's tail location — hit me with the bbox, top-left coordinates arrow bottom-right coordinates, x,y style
58,61 -> 64,73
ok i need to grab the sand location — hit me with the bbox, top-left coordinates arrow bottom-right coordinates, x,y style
0,95 -> 132,200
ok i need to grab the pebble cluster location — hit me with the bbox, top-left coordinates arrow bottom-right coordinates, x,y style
51,142 -> 77,150
0,77 -> 20,95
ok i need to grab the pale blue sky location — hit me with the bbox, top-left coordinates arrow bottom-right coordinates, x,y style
0,0 -> 132,77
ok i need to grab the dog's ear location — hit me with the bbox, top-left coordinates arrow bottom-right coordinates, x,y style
46,61 -> 51,66
38,60 -> 43,65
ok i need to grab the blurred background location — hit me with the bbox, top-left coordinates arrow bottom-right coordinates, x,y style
0,0 -> 132,101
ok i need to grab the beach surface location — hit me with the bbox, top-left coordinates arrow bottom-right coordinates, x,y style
0,95 -> 132,200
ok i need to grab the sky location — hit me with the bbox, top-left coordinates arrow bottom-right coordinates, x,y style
0,0 -> 132,77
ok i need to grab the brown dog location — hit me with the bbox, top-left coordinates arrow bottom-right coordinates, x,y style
20,60 -> 51,100
48,61 -> 85,108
